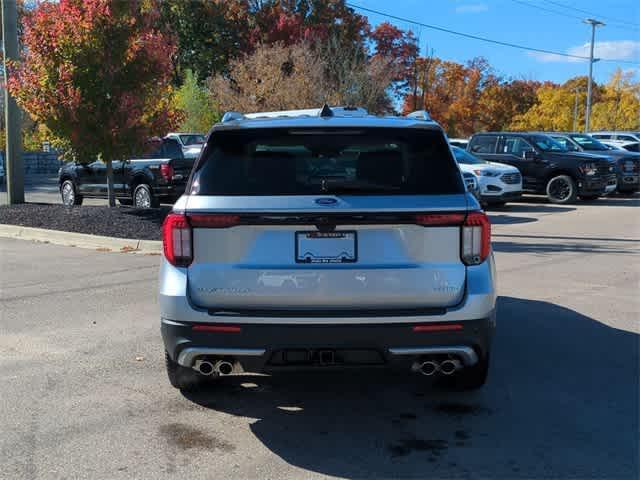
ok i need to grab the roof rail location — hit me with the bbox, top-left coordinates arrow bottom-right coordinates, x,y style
221,106 -> 370,122
221,111 -> 245,123
405,110 -> 433,121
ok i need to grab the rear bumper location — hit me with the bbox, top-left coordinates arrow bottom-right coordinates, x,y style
161,317 -> 494,372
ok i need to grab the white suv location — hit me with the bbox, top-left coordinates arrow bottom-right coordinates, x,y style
159,106 -> 496,392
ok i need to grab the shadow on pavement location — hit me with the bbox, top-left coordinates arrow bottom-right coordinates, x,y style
489,202 -> 575,214
493,234 -> 638,254
180,297 -> 639,478
487,214 -> 537,225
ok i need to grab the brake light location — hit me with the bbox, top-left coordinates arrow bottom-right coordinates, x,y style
189,214 -> 241,228
160,164 -> 174,181
162,213 -> 192,267
192,324 -> 242,333
461,211 -> 491,265
415,213 -> 465,226
413,323 -> 463,332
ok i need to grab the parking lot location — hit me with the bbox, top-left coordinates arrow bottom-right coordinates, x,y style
1,196 -> 638,479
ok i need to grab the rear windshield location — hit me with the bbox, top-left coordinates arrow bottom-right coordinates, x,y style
189,128 -> 464,196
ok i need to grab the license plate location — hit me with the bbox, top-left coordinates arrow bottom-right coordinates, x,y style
295,231 -> 357,263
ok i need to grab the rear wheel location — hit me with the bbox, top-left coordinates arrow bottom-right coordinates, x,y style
438,353 -> 490,391
165,351 -> 207,391
61,180 -> 83,206
546,175 -> 577,204
133,184 -> 159,209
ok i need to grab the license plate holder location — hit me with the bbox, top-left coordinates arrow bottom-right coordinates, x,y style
295,231 -> 357,264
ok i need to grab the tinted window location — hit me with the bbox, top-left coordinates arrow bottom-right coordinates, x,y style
190,128 -> 464,196
592,134 -> 611,140
568,134 -> 608,151
550,136 -> 579,151
622,143 -> 640,152
617,135 -> 637,142
469,136 -> 497,154
503,136 -> 535,155
452,146 -> 487,165
161,139 -> 184,158
530,135 -> 566,152
180,134 -> 205,146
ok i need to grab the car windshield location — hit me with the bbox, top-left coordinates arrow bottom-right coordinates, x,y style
179,134 -> 205,146
452,146 -> 487,165
191,128 -> 464,196
531,135 -> 567,152
569,134 -> 609,151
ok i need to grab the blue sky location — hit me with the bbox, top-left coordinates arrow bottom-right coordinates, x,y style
354,0 -> 639,84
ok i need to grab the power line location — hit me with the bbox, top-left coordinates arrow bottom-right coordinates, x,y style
511,0 -> 639,32
347,3 -> 640,65
541,0 -> 639,29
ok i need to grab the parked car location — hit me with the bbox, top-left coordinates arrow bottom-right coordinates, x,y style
0,162 -> 4,185
601,140 -> 640,153
549,133 -> 639,194
452,146 -> 522,206
467,132 -> 617,203
165,132 -> 206,159
589,131 -> 640,145
449,138 -> 469,149
160,106 -> 496,392
58,137 -> 194,208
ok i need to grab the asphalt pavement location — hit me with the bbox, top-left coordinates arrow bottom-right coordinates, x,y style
1,197 -> 638,479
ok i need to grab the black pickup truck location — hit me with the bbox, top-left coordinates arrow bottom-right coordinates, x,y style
467,132 -> 617,203
58,138 -> 194,208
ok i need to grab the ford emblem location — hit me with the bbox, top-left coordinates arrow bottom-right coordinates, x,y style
315,197 -> 337,205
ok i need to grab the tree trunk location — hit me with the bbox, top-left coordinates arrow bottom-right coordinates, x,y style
105,157 -> 116,207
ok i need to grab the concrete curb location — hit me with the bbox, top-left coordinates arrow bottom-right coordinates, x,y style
0,224 -> 162,254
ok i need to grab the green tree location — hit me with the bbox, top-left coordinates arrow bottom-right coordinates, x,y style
175,70 -> 221,133
7,0 -> 182,207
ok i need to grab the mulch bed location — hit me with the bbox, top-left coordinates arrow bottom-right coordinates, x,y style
0,204 -> 170,240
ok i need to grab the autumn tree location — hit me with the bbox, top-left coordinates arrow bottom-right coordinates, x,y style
370,22 -> 418,96
209,42 -> 328,112
591,69 -> 640,131
478,79 -> 541,131
7,0 -> 182,207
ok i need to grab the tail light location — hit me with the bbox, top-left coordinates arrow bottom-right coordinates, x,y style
415,213 -> 465,226
160,164 -> 174,181
461,211 -> 491,265
162,213 -> 192,267
162,213 -> 240,266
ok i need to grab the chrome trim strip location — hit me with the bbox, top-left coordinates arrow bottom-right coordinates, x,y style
161,319 -> 188,327
388,346 -> 478,366
177,347 -> 266,367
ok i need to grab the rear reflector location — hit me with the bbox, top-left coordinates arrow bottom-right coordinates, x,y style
162,213 -> 192,267
461,211 -> 491,265
192,324 -> 242,333
189,214 -> 241,228
415,213 -> 465,226
413,324 -> 464,332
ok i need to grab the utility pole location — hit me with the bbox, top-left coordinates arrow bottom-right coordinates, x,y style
584,18 -> 604,133
2,0 -> 24,203
572,87 -> 579,132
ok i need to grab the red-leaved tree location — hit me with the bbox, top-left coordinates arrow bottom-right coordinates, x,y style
7,0 -> 182,207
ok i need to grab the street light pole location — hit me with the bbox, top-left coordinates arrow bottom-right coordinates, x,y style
573,87 -> 579,132
584,18 -> 604,133
2,0 -> 24,203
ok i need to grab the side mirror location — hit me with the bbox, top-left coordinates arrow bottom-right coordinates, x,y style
523,150 -> 538,161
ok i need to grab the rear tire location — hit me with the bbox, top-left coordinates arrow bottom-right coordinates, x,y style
438,353 -> 490,391
546,175 -> 577,204
165,351 -> 207,392
133,184 -> 159,209
60,180 -> 83,206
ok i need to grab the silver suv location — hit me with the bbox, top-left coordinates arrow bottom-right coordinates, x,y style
160,106 -> 496,391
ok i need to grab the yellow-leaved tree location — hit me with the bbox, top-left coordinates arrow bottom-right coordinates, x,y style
590,69 -> 640,131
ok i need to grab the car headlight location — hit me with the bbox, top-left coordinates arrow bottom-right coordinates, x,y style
579,162 -> 598,176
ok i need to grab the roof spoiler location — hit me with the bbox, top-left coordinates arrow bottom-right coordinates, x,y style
405,110 -> 433,121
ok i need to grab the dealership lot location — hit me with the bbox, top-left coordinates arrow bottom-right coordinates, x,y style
1,196 -> 638,479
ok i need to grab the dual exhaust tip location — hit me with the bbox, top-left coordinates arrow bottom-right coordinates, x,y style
413,358 -> 462,376
193,359 -> 233,376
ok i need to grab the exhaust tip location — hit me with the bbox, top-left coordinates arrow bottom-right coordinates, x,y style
419,361 -> 439,376
216,360 -> 234,375
440,359 -> 461,375
194,360 -> 215,376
